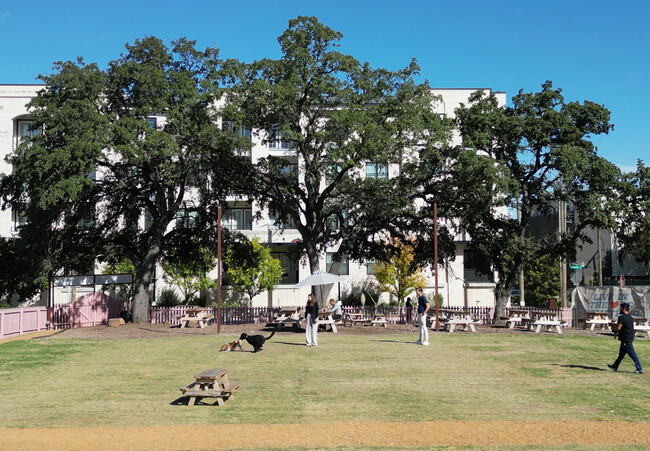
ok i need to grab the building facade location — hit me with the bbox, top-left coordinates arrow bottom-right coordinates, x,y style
0,84 -> 507,308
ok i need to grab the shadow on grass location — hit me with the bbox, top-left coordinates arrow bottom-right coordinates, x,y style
370,339 -> 415,344
275,341 -> 307,347
551,363 -> 605,371
169,396 -> 223,406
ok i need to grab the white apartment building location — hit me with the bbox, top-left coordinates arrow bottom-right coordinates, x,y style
0,84 -> 506,308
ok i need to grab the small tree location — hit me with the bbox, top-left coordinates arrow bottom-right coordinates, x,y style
373,237 -> 426,306
523,254 -> 560,307
224,237 -> 283,306
161,246 -> 217,305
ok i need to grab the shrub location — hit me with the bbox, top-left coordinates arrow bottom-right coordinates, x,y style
157,289 -> 181,307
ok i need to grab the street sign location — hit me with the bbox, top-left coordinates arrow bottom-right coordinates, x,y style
569,264 -> 583,269
570,271 -> 581,285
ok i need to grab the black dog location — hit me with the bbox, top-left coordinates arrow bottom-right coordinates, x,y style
239,331 -> 275,352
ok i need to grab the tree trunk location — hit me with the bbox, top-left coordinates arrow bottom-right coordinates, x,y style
131,244 -> 160,323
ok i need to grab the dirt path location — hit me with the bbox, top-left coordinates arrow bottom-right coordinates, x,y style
1,420 -> 648,450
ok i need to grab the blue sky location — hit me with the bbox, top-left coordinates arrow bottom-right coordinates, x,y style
1,0 -> 647,171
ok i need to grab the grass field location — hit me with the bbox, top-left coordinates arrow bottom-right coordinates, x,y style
0,331 -> 647,429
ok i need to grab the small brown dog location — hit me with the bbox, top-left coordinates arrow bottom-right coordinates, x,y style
220,340 -> 243,352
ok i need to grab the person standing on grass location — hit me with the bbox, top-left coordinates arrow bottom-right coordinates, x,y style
608,302 -> 643,374
305,293 -> 319,347
415,288 -> 430,346
405,297 -> 413,324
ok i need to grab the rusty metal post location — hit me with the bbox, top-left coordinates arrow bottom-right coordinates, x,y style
434,203 -> 439,332
217,205 -> 222,334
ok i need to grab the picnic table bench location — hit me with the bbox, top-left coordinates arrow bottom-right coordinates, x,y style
527,311 -> 565,334
502,309 -> 530,329
318,311 -> 342,333
611,317 -> 650,339
343,312 -> 371,326
370,312 -> 388,327
178,308 -> 212,329
585,312 -> 611,331
180,368 -> 240,407
437,309 -> 480,333
266,308 -> 302,329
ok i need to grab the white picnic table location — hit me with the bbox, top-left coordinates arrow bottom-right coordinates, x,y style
526,311 -> 565,334
178,308 -> 212,329
436,308 -> 480,333
503,308 -> 530,329
585,312 -> 611,331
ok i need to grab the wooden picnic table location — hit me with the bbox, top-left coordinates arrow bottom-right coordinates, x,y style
180,368 -> 240,407
503,308 -> 531,329
178,308 -> 212,329
585,311 -> 611,331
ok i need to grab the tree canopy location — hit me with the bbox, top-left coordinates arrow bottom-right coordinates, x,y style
227,16 -> 450,294
1,37 -> 250,321
449,81 -> 619,318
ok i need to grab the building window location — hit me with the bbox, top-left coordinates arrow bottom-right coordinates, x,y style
366,162 -> 388,180
271,252 -> 298,284
175,208 -> 199,228
269,211 -> 297,230
222,208 -> 252,230
147,117 -> 157,129
223,121 -> 252,138
366,259 -> 376,275
326,253 -> 349,275
463,249 -> 492,283
11,208 -> 28,232
14,119 -> 42,148
267,125 -> 295,150
327,211 -> 348,231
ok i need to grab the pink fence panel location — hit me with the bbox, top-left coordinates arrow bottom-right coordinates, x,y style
0,307 -> 48,339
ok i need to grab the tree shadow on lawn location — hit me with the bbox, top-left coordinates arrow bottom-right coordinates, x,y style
551,363 -> 606,371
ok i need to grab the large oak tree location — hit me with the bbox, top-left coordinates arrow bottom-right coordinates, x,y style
449,82 -> 620,318
228,17 -> 450,287
1,37 -> 249,321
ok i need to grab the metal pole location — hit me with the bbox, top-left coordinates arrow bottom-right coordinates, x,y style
434,203 -> 439,332
217,205 -> 222,334
597,227 -> 603,286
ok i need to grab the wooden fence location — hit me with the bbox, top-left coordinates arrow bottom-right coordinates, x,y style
0,307 -> 49,340
46,303 -> 575,331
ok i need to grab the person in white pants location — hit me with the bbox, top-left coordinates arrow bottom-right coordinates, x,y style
305,293 -> 319,347
415,288 -> 430,346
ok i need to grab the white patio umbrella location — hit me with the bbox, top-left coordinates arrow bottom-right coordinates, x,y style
294,270 -> 347,305
294,270 -> 346,288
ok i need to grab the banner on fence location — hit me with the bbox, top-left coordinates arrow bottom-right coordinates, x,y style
571,286 -> 649,320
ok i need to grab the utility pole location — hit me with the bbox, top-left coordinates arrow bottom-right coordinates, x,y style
517,198 -> 525,306
558,200 -> 567,308
597,227 -> 603,286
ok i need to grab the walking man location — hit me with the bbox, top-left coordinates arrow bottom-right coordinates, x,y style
608,302 -> 643,374
415,288 -> 430,346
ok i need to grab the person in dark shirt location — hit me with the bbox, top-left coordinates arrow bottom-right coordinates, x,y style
304,294 -> 319,347
415,288 -> 430,346
608,302 -> 643,374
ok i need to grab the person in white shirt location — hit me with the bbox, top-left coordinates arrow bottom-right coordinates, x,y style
326,298 -> 342,320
